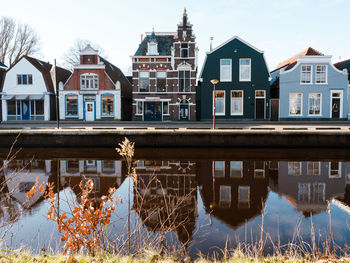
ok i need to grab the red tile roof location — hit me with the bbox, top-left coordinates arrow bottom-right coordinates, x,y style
276,47 -> 324,70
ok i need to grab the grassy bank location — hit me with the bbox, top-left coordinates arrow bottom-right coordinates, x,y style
0,252 -> 349,263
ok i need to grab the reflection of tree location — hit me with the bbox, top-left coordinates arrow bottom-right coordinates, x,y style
197,160 -> 270,229
133,161 -> 198,248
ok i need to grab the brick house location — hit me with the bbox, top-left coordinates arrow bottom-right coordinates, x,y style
131,9 -> 198,121
59,45 -> 132,121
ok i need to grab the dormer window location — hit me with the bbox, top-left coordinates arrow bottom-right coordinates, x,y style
147,43 -> 158,55
80,73 -> 99,89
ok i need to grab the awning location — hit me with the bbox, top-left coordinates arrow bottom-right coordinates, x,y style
30,95 -> 44,100
16,95 -> 29,100
2,95 -> 15,100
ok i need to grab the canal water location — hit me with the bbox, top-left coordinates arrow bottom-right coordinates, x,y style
0,147 -> 350,257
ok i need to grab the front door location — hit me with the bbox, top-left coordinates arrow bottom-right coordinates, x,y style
85,102 -> 95,121
270,99 -> 279,121
331,91 -> 342,119
180,103 -> 189,121
144,102 -> 162,121
255,90 -> 266,120
21,100 -> 30,120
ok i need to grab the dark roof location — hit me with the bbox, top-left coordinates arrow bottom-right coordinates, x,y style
134,34 -> 174,56
276,47 -> 324,70
99,56 -> 128,84
334,58 -> 350,81
0,61 -> 6,68
25,56 -> 71,92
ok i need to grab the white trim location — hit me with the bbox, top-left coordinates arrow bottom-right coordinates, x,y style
214,90 -> 225,116
315,64 -> 328,85
300,64 -> 313,84
208,35 -> 263,54
74,65 -> 105,70
289,92 -> 303,116
220,59 -> 232,82
239,58 -> 251,82
330,90 -> 343,118
255,90 -> 266,119
329,162 -> 342,179
308,92 -> 322,116
230,90 -> 243,116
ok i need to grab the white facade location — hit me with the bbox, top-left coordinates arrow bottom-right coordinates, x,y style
1,58 -> 52,121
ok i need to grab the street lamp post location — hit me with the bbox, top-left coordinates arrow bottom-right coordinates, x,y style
210,79 -> 219,129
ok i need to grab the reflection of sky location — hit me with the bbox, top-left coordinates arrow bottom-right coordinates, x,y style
3,179 -> 350,256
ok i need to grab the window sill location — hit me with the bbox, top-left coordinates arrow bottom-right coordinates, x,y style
215,113 -> 226,116
239,79 -> 251,82
219,80 -> 232,82
300,83 -> 313,85
288,114 -> 303,116
315,83 -> 328,85
231,113 -> 243,116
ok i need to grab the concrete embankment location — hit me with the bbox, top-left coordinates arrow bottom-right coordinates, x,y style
0,127 -> 350,148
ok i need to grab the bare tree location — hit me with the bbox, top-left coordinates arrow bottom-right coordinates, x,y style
62,39 -> 107,70
0,17 -> 40,67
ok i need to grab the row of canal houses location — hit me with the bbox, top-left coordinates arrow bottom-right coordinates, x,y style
0,9 -> 350,122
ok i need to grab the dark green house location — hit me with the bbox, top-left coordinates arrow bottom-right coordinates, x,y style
197,36 -> 270,121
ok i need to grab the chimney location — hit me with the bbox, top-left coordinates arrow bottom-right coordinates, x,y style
210,37 -> 213,52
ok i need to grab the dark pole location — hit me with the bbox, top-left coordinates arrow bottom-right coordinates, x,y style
213,83 -> 216,129
54,59 -> 59,129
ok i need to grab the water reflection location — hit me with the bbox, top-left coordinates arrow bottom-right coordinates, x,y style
0,150 -> 350,256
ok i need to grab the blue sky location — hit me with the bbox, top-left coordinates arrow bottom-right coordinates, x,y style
2,0 -> 349,74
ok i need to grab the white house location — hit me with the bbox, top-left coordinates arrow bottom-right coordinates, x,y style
1,56 -> 71,121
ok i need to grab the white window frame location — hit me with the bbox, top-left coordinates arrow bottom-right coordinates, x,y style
230,161 -> 243,178
254,161 -> 265,178
300,65 -> 312,84
308,93 -> 322,116
289,93 -> 303,116
156,71 -> 167,92
139,71 -> 150,92
239,58 -> 251,82
298,183 -> 310,202
230,90 -> 243,116
329,162 -> 342,179
288,162 -> 302,176
214,161 -> 225,177
220,59 -> 232,82
136,101 -> 143,115
80,73 -> 99,90
238,186 -> 250,208
330,90 -> 343,118
307,162 -> 320,176
315,65 -> 327,84
162,101 -> 169,115
214,90 -> 225,116
147,43 -> 159,55
219,185 -> 231,208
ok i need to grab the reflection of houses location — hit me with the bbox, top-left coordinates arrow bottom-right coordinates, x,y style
0,159 -> 56,226
59,160 -> 123,202
133,160 -> 197,245
197,160 -> 269,228
275,161 -> 346,216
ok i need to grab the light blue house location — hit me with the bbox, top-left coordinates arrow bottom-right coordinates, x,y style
276,48 -> 349,120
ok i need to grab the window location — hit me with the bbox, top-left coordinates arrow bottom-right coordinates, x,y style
139,71 -> 150,92
329,162 -> 341,178
148,43 -> 158,55
313,183 -> 325,202
298,183 -> 310,202
65,95 -> 78,116
102,95 -> 114,116
181,43 -> 188,58
136,101 -> 143,115
67,161 -> 79,173
301,65 -> 312,84
289,93 -> 302,115
102,161 -> 115,173
214,91 -> 225,116
308,93 -> 321,115
30,100 -> 44,120
214,161 -> 225,177
220,59 -> 232,82
219,185 -> 231,208
316,65 -> 327,84
17,74 -> 33,85
239,59 -> 251,81
156,71 -> 166,92
254,161 -> 265,178
230,161 -> 243,178
231,91 -> 243,115
7,100 -> 21,120
238,186 -> 250,208
162,101 -> 169,115
80,74 -> 99,89
307,162 -> 320,176
179,71 -> 190,92
288,162 -> 301,176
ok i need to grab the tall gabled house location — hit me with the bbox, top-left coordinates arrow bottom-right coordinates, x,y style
131,9 -> 198,121
198,36 -> 270,121
59,44 -> 132,121
1,56 -> 70,121
275,48 -> 349,120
